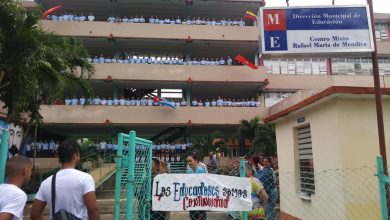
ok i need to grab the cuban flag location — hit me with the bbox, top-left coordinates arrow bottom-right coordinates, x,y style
153,96 -> 176,109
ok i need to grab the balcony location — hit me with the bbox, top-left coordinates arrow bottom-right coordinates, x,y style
38,0 -> 262,21
265,75 -> 390,91
40,105 -> 265,125
92,63 -> 267,83
41,21 -> 259,41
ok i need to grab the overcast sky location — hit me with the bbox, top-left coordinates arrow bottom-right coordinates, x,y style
265,0 -> 390,13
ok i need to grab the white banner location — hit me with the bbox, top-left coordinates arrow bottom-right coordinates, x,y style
152,174 -> 252,211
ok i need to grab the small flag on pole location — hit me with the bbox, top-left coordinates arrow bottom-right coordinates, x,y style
153,96 -> 176,109
244,11 -> 257,22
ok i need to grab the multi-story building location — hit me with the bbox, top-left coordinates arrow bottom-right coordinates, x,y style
27,0 -> 390,154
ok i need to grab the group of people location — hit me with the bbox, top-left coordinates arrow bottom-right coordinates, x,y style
24,140 -> 60,158
89,55 -> 233,66
153,142 -> 190,162
46,12 -> 95,22
62,97 -> 261,108
246,155 -> 279,220
45,12 -> 249,27
191,97 -> 261,107
1,141 -> 100,220
107,15 -> 247,26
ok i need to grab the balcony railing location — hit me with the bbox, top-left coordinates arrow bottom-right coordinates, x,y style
40,105 -> 265,125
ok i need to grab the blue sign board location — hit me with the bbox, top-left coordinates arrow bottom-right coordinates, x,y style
260,5 -> 374,55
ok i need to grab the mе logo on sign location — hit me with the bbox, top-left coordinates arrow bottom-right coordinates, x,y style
263,9 -> 287,51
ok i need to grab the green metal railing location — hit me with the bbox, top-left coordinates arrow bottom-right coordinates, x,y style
0,130 -> 10,184
114,131 -> 153,220
377,156 -> 390,220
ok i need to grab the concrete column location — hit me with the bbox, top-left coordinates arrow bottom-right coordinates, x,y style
185,85 -> 191,106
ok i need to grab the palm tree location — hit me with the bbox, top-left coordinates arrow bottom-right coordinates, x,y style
0,0 -> 94,124
233,117 -> 276,156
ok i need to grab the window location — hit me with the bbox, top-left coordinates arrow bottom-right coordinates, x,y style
297,125 -> 315,196
152,89 -> 183,99
375,23 -> 388,41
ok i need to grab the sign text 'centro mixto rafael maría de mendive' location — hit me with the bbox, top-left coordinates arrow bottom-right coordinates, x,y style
260,5 -> 374,55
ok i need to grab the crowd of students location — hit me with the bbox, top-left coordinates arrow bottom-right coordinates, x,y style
89,55 -> 233,66
152,142 -> 190,162
62,96 -> 261,107
107,15 -> 247,26
24,140 -> 60,158
46,12 -> 95,21
45,13 -> 249,27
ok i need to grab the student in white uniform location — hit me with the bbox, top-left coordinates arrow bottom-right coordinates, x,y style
25,143 -> 32,157
154,16 -> 160,24
191,98 -> 198,106
107,97 -> 113,106
211,18 -> 216,26
64,98 -> 71,105
49,140 -> 56,157
239,18 -> 245,26
217,96 -> 223,107
180,99 -> 187,106
134,16 -> 139,23
147,98 -> 153,106
221,18 -> 226,26
175,16 -> 182,24
149,16 -> 155,24
78,14 -> 86,22
0,156 -> 32,220
107,15 -> 115,23
232,18 -> 239,26
88,13 -> 95,21
139,15 -> 145,23
93,96 -> 101,105
205,99 -> 210,107
113,97 -> 119,106
211,99 -> 217,107
31,141 -> 99,220
100,97 -> 107,106
227,56 -> 233,66
119,97 -> 126,106
71,97 -> 78,106
219,57 -> 226,65
99,54 -> 105,63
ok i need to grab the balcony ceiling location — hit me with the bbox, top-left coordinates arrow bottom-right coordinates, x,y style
82,37 -> 258,59
39,124 -> 239,138
37,0 -> 261,21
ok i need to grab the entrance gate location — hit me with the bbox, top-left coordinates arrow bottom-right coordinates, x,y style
114,131 -> 153,220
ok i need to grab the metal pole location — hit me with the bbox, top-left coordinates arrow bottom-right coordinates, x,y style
367,0 -> 388,172
239,158 -> 248,220
368,0 -> 390,217
114,133 -> 124,220
0,130 -> 10,184
126,131 -> 137,220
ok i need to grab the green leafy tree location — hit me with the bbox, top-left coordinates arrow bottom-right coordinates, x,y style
183,131 -> 231,161
233,117 -> 276,156
0,0 -> 94,124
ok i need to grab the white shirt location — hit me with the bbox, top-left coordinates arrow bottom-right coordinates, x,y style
0,184 -> 27,220
35,169 -> 95,219
99,141 -> 107,150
